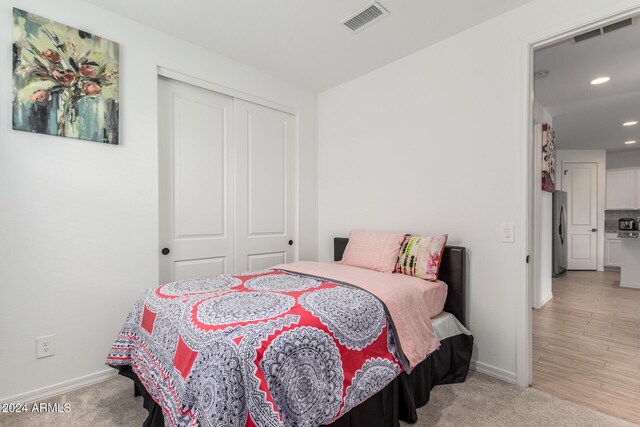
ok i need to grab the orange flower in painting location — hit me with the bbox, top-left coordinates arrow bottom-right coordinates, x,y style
53,70 -> 75,86
83,81 -> 101,96
79,65 -> 96,77
31,89 -> 51,104
40,49 -> 59,63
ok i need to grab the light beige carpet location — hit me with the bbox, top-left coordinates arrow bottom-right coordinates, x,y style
0,371 -> 635,427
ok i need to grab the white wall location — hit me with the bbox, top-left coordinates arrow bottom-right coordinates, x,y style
607,149 -> 640,169
0,0 -> 318,401
533,99 -> 553,126
318,0 -> 640,381
539,193 -> 553,300
532,101 -> 553,309
556,150 -> 607,271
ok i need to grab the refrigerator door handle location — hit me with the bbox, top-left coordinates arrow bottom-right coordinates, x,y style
559,205 -> 566,245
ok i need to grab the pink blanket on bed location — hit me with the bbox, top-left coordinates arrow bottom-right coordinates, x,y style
274,261 -> 444,368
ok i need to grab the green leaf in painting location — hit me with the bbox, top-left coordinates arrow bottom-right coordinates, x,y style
69,57 -> 79,71
42,28 -> 60,46
25,41 -> 44,59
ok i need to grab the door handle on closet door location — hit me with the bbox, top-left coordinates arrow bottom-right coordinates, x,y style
591,229 -> 597,232
161,248 -> 170,255
288,240 -> 294,246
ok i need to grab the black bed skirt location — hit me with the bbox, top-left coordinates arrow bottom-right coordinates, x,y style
117,333 -> 473,427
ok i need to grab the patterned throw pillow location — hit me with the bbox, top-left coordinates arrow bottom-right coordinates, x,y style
395,234 -> 448,280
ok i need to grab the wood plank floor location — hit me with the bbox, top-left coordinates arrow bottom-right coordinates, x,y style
532,270 -> 640,425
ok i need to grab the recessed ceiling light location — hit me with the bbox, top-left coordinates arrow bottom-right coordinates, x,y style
623,121 -> 638,126
590,77 -> 610,85
625,140 -> 637,145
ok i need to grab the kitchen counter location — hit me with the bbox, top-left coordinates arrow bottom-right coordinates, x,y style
618,231 -> 640,238
620,237 -> 640,289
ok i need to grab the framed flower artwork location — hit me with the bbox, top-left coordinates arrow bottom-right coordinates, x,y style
12,8 -> 120,145
541,123 -> 555,192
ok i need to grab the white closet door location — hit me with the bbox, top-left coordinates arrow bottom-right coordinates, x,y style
234,99 -> 296,272
158,77 -> 234,283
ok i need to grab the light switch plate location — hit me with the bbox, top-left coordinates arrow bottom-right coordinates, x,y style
501,223 -> 515,243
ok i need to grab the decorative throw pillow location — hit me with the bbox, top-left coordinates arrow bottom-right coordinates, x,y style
395,234 -> 448,280
340,230 -> 406,273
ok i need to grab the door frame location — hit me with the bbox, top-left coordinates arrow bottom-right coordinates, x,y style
156,66 -> 301,271
519,5 -> 640,387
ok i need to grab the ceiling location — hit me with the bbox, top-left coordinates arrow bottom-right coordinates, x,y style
83,0 -> 533,92
534,18 -> 640,153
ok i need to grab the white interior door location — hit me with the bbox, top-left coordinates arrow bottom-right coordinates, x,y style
158,77 -> 234,283
562,162 -> 598,270
234,99 -> 296,272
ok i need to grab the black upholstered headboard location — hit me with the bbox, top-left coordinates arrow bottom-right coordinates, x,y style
333,237 -> 466,326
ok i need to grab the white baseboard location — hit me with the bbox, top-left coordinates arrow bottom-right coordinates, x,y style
0,369 -> 117,405
620,281 -> 640,289
470,360 -> 517,384
539,292 -> 553,308
3,362 -> 516,404
533,292 -> 553,310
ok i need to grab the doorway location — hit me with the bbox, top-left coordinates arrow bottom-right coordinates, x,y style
158,76 -> 298,283
528,12 -> 640,424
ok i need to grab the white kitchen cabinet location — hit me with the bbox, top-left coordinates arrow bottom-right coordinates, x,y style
606,169 -> 636,209
604,238 -> 621,267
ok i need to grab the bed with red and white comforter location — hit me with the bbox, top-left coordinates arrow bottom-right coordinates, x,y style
106,262 -> 447,427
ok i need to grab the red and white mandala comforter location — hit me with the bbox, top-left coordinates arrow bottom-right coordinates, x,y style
106,264 -> 441,427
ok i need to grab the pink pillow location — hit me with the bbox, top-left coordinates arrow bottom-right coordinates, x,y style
340,230 -> 406,273
395,234 -> 448,280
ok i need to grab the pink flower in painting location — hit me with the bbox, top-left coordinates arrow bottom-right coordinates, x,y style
82,81 -> 102,96
31,89 -> 51,104
53,70 -> 75,87
40,49 -> 60,63
79,65 -> 96,77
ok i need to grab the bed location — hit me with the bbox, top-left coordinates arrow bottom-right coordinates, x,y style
107,237 -> 472,427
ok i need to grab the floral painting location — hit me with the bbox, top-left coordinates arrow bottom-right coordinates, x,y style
541,123 -> 555,192
12,8 -> 119,144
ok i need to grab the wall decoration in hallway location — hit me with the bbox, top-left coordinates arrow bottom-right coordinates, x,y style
12,8 -> 120,145
541,123 -> 555,192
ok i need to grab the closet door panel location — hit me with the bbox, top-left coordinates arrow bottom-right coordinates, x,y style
158,77 -> 234,283
248,114 -> 286,236
235,99 -> 296,272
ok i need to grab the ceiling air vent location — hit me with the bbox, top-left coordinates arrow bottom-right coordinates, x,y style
573,28 -> 601,43
573,18 -> 634,43
342,1 -> 390,33
603,18 -> 633,34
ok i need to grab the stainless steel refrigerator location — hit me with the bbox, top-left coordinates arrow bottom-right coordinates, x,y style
552,190 -> 568,276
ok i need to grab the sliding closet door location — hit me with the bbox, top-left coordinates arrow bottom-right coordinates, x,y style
234,99 -> 296,272
158,77 -> 234,283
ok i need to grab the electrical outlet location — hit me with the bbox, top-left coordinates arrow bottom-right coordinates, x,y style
36,335 -> 55,359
